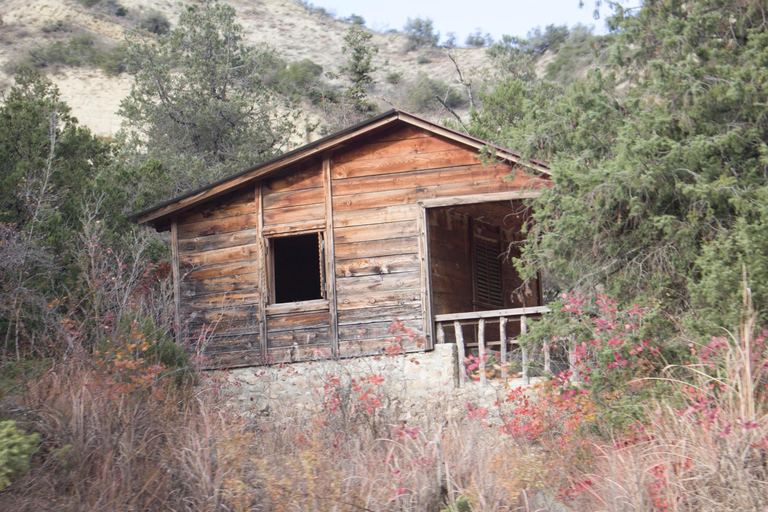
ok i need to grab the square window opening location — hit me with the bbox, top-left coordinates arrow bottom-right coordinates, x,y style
271,233 -> 325,304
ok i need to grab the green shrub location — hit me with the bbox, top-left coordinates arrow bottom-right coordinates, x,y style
0,421 -> 39,490
416,54 -> 429,64
138,10 -> 170,35
385,71 -> 403,84
465,28 -> 492,47
403,17 -> 438,50
270,58 -> 324,100
10,34 -> 127,75
346,14 -> 365,26
112,314 -> 197,388
407,72 -> 466,111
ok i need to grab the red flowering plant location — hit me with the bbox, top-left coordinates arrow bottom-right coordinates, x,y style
519,292 -> 687,429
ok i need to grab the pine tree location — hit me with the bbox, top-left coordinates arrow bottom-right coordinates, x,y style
118,0 -> 296,197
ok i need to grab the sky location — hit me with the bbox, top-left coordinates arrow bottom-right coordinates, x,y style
311,0 -> 620,43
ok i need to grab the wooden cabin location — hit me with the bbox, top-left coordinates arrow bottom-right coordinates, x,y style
132,110 -> 551,368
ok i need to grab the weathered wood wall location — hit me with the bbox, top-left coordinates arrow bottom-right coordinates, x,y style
173,122 -> 541,367
260,157 -> 331,363
330,125 -> 530,357
176,187 -> 261,367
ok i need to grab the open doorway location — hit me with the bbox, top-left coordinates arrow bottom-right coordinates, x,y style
426,200 -> 541,347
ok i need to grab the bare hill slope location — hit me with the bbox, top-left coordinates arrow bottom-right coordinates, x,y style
0,0 -> 490,138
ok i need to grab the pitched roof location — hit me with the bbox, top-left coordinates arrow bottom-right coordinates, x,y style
129,109 -> 549,229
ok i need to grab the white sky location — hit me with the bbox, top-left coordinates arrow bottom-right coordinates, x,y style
311,0 -> 628,43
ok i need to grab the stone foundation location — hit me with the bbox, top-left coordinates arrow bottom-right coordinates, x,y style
213,344 -> 536,419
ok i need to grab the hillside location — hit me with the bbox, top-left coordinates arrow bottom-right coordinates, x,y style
0,0 -> 491,138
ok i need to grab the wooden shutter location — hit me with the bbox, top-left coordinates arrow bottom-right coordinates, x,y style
474,238 -> 503,307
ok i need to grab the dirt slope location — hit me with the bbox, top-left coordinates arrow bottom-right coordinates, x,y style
0,0 -> 490,138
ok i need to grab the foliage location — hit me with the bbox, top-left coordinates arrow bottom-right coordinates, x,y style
406,72 -> 466,112
403,17 -> 439,50
0,68 -> 124,356
525,293 -> 684,427
544,24 -> 609,85
385,71 -> 403,84
526,24 -> 570,54
465,28 -> 492,47
119,0 -> 296,199
137,9 -> 171,35
469,0 -> 768,332
345,14 -> 365,26
415,54 -> 430,64
9,33 -> 127,75
270,58 -> 324,101
0,421 -> 39,490
337,24 -> 380,115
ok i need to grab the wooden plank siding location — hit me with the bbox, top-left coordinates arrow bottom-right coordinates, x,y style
330,125 -> 527,357
261,158 -> 332,360
175,186 -> 261,364
166,119 -> 544,368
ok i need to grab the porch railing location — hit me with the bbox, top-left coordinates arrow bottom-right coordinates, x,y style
434,306 -> 550,386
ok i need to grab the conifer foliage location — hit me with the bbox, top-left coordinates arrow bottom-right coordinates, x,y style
471,0 -> 768,328
119,0 -> 296,198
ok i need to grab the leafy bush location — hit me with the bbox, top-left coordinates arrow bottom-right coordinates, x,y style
345,14 -> 365,26
544,25 -> 607,85
416,54 -> 429,64
0,421 -> 39,490
138,10 -> 170,35
41,20 -> 71,33
11,33 -> 127,75
403,17 -> 438,50
407,72 -> 466,112
526,24 -> 569,54
465,28 -> 492,47
271,58 -> 323,99
385,71 -> 403,84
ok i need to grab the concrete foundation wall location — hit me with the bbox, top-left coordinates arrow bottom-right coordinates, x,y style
212,344 -> 521,419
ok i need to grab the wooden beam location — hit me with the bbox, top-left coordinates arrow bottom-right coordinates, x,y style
417,190 -> 543,209
455,320 -> 466,387
434,306 -> 549,323
499,316 -> 508,382
521,315 -> 529,385
418,204 -> 434,350
256,182 -> 267,359
478,318 -> 487,387
265,299 -> 330,316
323,154 -> 339,358
171,218 -> 182,345
136,115 -> 399,226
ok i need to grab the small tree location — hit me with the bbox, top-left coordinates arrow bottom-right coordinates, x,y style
403,17 -> 438,50
119,0 -> 296,197
338,24 -> 379,115
465,28 -> 493,47
138,9 -> 170,35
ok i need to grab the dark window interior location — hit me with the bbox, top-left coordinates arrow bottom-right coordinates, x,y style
272,233 -> 324,303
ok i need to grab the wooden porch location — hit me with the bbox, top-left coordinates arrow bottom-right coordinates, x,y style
434,305 -> 553,386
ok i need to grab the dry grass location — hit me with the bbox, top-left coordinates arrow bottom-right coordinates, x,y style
2,315 -> 766,511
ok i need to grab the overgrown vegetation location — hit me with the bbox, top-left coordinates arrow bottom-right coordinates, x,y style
118,0 -> 296,201
2,0 -> 768,510
403,16 -> 439,50
7,33 -> 127,75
